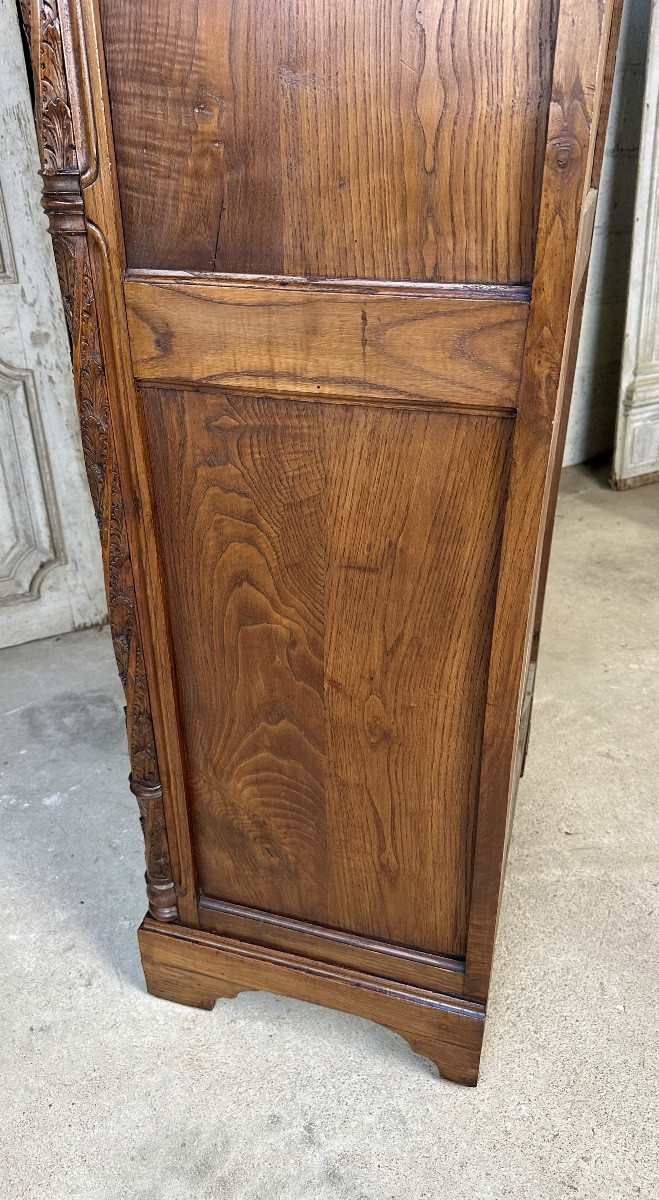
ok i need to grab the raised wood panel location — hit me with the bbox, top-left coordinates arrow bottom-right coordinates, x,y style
125,277 -> 529,411
98,0 -> 557,282
143,386 -> 512,958
322,402 -> 511,955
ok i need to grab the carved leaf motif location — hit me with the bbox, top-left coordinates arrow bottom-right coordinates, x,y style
39,5 -> 77,172
136,787 -> 173,884
72,261 -> 174,916
52,233 -> 76,337
129,631 -> 160,786
107,456 -> 134,686
78,256 -> 109,527
41,97 -> 77,172
106,453 -> 158,788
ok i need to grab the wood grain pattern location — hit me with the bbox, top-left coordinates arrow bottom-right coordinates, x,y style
146,389 -> 328,925
125,277 -> 529,411
98,0 -> 557,282
198,897 -> 465,995
531,0 -> 624,666
464,0 -> 620,1000
322,402 -> 511,955
24,0 -> 622,1083
138,917 -> 485,1084
143,385 -> 512,957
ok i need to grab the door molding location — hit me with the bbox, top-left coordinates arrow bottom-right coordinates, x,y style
0,0 -> 106,646
0,357 -> 65,604
613,0 -> 659,488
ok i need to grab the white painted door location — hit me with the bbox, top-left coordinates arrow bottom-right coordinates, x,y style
614,0 -> 659,488
0,0 -> 105,647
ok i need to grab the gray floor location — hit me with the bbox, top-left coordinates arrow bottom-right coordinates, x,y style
1,463 -> 657,1200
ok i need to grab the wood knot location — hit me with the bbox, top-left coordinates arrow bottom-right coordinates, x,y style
192,94 -> 223,130
364,693 -> 394,746
550,134 -> 581,172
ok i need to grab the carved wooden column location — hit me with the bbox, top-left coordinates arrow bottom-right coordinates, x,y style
22,0 -> 178,922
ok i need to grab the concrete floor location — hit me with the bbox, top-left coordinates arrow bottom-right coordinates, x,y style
0,463 -> 657,1200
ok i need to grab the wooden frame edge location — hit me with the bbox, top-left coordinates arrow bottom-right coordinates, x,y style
531,0 -> 625,663
463,0 -> 621,1001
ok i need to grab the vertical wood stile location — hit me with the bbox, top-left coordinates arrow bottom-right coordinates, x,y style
464,0 -> 621,1001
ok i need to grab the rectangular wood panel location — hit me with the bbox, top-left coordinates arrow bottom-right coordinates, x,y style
125,277 -> 529,410
144,386 -> 512,957
98,0 -> 557,282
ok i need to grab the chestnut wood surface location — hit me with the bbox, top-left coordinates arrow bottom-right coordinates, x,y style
198,898 -> 465,995
143,386 -> 512,957
24,0 -> 622,1083
463,0 -> 619,999
98,0 -> 557,282
125,276 -> 529,410
138,918 -> 485,1085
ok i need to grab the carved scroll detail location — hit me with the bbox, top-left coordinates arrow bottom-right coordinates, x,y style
23,0 -> 177,921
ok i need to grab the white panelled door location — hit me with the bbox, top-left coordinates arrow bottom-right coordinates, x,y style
0,0 -> 105,647
614,0 -> 659,488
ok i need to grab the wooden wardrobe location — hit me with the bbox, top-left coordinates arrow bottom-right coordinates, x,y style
23,0 -> 622,1084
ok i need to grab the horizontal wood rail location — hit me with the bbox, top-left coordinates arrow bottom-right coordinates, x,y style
124,274 -> 529,412
199,897 -> 465,996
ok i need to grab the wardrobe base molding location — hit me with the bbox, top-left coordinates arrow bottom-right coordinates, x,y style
138,917 -> 485,1086
197,897 -> 465,997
